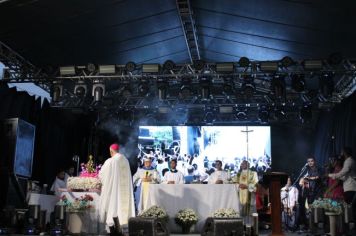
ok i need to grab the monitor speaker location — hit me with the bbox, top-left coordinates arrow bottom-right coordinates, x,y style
128,217 -> 169,236
201,217 -> 244,236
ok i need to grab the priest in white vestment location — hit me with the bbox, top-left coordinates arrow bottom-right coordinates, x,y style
133,156 -> 161,213
163,159 -> 184,184
98,143 -> 135,232
208,160 -> 230,184
233,160 -> 258,223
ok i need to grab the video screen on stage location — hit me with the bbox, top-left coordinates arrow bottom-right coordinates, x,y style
138,126 -> 271,178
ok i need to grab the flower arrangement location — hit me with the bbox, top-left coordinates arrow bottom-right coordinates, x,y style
310,198 -> 342,215
67,177 -> 101,190
175,208 -> 198,227
59,194 -> 94,212
212,208 -> 239,218
80,155 -> 102,178
138,205 -> 169,222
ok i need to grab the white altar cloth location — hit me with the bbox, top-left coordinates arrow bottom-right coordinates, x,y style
27,193 -> 59,223
145,184 -> 240,233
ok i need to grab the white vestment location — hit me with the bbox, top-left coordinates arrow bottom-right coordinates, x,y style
281,186 -> 298,210
98,153 -> 135,227
162,170 -> 184,184
208,170 -> 229,184
50,177 -> 66,197
133,168 -> 161,213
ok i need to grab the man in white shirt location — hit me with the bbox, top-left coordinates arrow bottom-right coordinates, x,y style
98,143 -> 135,235
329,147 -> 356,213
208,160 -> 229,184
163,159 -> 184,184
50,169 -> 66,197
133,156 -> 161,213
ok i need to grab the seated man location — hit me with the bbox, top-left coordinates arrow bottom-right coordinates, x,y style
208,160 -> 229,184
163,159 -> 184,184
50,169 -> 66,197
133,156 -> 161,213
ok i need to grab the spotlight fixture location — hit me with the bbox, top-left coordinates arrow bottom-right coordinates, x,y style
303,60 -> 323,70
193,60 -> 205,70
99,65 -> 115,74
219,106 -> 233,114
258,106 -> 269,123
163,60 -> 175,71
74,81 -> 87,97
142,64 -> 160,73
125,61 -> 136,72
260,61 -> 278,72
300,104 -> 312,123
92,82 -> 105,102
59,66 -> 75,76
87,63 -> 96,73
238,57 -> 250,67
138,80 -> 150,96
216,62 -> 234,72
121,86 -> 132,97
241,83 -> 255,98
157,78 -> 168,100
236,111 -> 247,120
319,73 -> 334,98
199,77 -> 211,99
222,77 -> 234,95
291,74 -> 306,92
179,77 -> 192,99
271,75 -> 285,98
280,56 -> 294,68
204,112 -> 215,124
51,83 -> 63,103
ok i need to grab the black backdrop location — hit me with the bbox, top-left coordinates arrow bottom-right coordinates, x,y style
0,84 -> 354,185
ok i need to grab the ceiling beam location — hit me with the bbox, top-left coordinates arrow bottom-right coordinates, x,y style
176,0 -> 200,63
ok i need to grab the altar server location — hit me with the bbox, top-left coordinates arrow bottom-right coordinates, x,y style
208,160 -> 230,184
50,169 -> 66,197
163,158 -> 184,184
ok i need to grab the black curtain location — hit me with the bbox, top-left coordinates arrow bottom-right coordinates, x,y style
0,84 -> 94,185
314,91 -> 356,165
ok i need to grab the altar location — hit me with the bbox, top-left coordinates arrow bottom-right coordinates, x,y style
145,184 -> 240,233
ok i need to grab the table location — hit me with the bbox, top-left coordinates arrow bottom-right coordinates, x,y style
145,184 -> 240,233
27,193 -> 59,223
60,191 -> 104,234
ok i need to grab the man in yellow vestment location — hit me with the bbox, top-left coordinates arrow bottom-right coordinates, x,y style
233,160 -> 258,223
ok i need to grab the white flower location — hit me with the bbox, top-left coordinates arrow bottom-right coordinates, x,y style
67,177 -> 101,190
175,208 -> 198,226
139,205 -> 168,221
212,208 -> 239,218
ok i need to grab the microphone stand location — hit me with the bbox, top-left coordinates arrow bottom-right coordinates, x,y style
292,164 -> 308,187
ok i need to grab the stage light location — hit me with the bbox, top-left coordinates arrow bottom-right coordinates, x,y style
260,61 -> 278,72
258,107 -> 269,123
222,77 -> 234,95
74,81 -> 87,97
200,77 -> 211,99
319,73 -> 334,98
204,112 -> 215,124
236,111 -> 247,120
303,60 -> 323,70
163,60 -> 175,71
291,74 -> 305,92
274,107 -> 286,120
281,56 -> 294,67
180,77 -> 192,99
59,66 -> 75,76
99,65 -> 115,74
216,62 -> 234,72
193,60 -> 205,70
87,63 -> 96,73
138,81 -> 149,96
300,104 -> 312,123
51,83 -> 63,103
238,57 -> 250,67
158,106 -> 171,113
157,78 -> 168,100
219,106 -> 233,113
242,82 -> 255,97
92,82 -> 105,102
142,64 -> 160,73
125,61 -> 136,72
271,75 -> 285,98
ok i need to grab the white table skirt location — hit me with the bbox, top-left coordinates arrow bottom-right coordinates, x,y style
27,193 -> 59,223
146,184 -> 240,233
60,191 -> 104,234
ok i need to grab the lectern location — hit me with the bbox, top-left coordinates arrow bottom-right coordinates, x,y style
263,172 -> 288,236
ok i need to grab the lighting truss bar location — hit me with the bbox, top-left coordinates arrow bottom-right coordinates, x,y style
0,41 -> 50,91
176,0 -> 200,62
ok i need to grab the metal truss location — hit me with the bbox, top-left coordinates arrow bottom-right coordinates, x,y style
176,0 -> 200,62
0,41 -> 50,91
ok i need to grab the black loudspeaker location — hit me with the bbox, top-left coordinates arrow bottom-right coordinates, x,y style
201,217 -> 244,236
128,217 -> 169,236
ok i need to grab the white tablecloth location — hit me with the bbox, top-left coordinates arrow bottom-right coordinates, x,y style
60,191 -> 104,234
27,193 -> 59,223
146,184 -> 240,233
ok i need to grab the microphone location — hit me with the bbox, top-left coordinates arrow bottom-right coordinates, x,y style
145,171 -> 149,178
